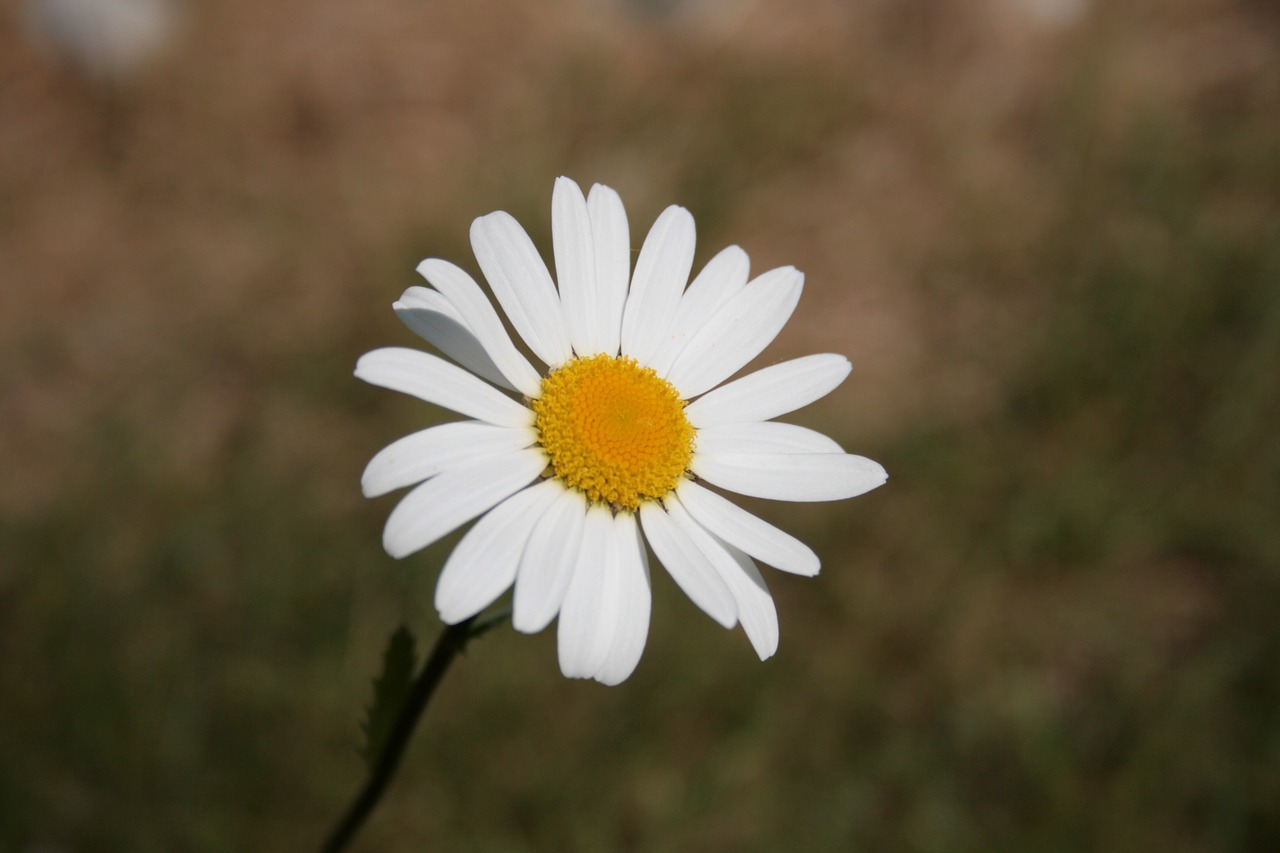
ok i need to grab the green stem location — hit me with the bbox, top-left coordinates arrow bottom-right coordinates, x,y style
320,612 -> 496,853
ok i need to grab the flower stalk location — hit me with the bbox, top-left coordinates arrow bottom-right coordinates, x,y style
321,612 -> 503,853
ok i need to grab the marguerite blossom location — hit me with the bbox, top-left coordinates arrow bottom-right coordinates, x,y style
357,177 -> 886,685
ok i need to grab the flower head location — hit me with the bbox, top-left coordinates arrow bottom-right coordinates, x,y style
357,177 -> 886,685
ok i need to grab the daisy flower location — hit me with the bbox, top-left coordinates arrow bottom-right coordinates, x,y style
357,177 -> 886,685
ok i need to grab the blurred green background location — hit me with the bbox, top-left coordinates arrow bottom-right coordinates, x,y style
3,0 -> 1278,850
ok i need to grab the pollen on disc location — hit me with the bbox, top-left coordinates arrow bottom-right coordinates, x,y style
531,354 -> 695,510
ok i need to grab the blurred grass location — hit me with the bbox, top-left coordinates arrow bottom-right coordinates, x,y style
3,2 -> 1280,852
862,102 -> 1280,852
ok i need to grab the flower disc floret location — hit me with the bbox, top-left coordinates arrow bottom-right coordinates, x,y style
532,354 -> 695,510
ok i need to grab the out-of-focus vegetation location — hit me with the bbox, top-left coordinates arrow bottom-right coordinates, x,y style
2,1 -> 1277,850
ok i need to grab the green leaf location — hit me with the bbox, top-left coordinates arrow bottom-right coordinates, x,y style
360,625 -> 417,769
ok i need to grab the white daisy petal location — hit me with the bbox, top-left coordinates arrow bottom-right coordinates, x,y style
558,507 -> 653,685
691,452 -> 888,502
620,205 -> 696,365
673,501 -> 773,652
553,177 -> 599,357
667,491 -> 779,659
714,540 -> 779,661
513,484 -> 588,634
701,532 -> 778,655
362,421 -> 537,498
694,421 -> 843,456
684,354 -> 852,428
381,450 -> 546,559
415,260 -> 542,397
588,183 -> 630,356
435,479 -> 561,624
675,479 -> 820,576
639,501 -> 737,628
393,287 -> 516,392
470,211 -> 573,367
557,505 -> 615,679
665,265 -> 804,399
593,512 -> 652,685
355,348 -> 535,428
650,245 -> 750,377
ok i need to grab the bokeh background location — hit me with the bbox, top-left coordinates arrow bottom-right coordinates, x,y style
3,0 -> 1279,850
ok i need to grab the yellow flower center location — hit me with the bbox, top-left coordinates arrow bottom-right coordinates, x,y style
531,354 -> 695,511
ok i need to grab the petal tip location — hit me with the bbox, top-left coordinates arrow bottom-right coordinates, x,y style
382,537 -> 413,560
434,604 -> 470,626
593,672 -> 630,687
470,210 -> 506,238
